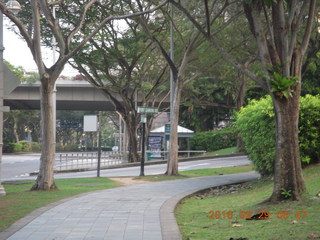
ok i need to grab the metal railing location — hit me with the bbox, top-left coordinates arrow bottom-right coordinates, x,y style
54,151 -> 127,171
54,150 -> 206,171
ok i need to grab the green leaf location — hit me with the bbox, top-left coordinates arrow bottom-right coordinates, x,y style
270,72 -> 298,98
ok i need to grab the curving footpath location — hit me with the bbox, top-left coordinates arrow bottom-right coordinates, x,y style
1,172 -> 259,240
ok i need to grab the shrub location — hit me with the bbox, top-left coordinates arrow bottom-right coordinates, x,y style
19,140 -> 31,152
190,127 -> 237,152
236,96 -> 275,176
236,95 -> 320,176
5,143 -> 23,153
64,144 -> 80,152
32,142 -> 41,152
299,95 -> 320,164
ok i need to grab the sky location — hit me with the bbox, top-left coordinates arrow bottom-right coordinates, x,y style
3,20 -> 78,76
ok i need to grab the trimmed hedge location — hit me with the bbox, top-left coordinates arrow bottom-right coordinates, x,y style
236,95 -> 320,176
3,143 -> 22,153
299,95 -> 320,164
32,142 -> 41,152
64,144 -> 80,152
3,142 -> 41,153
190,127 -> 237,152
19,141 -> 31,152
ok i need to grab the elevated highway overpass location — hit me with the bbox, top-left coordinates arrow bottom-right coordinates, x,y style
4,79 -> 169,111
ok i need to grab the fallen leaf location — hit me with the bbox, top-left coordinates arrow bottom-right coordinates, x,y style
232,223 -> 243,227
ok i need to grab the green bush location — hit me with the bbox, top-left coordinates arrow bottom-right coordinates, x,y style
64,144 -> 80,152
190,127 -> 237,152
11,143 -> 23,153
32,142 -> 41,152
4,142 -> 40,153
19,141 -> 31,152
236,96 -> 275,176
299,95 -> 320,164
236,95 -> 320,176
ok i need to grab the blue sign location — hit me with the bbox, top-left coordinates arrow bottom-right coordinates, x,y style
165,123 -> 170,132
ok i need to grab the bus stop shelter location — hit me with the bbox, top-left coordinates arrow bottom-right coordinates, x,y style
148,125 -> 194,158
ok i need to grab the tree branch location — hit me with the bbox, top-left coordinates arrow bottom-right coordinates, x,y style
67,0 -> 97,49
300,0 -> 317,55
38,0 -> 66,57
64,0 -> 169,64
31,0 -> 47,77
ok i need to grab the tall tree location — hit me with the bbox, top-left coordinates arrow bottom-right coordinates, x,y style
134,0 -> 244,175
0,0 -> 168,190
133,3 -> 201,175
171,0 -> 317,201
71,16 -> 169,163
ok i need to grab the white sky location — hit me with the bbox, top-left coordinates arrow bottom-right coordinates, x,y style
3,20 -> 78,76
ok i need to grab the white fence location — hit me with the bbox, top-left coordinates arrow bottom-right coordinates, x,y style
54,151 -> 127,171
54,150 -> 206,172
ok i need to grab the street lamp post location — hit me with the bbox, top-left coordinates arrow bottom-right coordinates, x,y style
169,3 -> 174,123
0,0 -> 21,196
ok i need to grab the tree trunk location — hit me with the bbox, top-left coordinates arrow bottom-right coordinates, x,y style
166,78 -> 183,176
126,119 -> 140,163
31,80 -> 56,191
236,74 -> 247,150
13,116 -> 19,143
270,93 -> 305,202
270,51 -> 306,202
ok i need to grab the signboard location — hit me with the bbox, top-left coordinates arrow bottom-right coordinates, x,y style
148,136 -> 162,158
59,120 -> 81,129
83,115 -> 98,132
140,115 -> 147,123
137,107 -> 158,114
165,123 -> 170,132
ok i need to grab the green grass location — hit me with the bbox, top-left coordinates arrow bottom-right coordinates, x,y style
134,165 -> 253,181
181,165 -> 253,177
175,164 -> 320,240
0,178 -> 120,232
206,147 -> 239,156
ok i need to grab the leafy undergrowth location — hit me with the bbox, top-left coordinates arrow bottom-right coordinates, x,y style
0,178 -> 119,232
175,164 -> 320,240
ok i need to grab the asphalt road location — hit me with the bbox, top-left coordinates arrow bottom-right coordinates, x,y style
1,153 -> 251,181
2,153 -> 41,179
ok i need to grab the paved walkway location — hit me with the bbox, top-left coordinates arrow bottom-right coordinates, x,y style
1,172 -> 259,240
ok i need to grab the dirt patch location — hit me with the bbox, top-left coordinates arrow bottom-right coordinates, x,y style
192,182 -> 253,199
109,177 -> 150,186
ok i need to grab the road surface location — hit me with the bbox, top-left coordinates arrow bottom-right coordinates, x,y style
1,153 -> 251,181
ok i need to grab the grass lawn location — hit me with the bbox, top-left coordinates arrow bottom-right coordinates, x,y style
135,165 -> 253,181
206,147 -> 239,156
0,177 -> 120,232
175,164 -> 320,240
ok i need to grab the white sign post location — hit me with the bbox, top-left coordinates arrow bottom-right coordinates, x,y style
83,115 -> 98,132
137,107 -> 158,176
